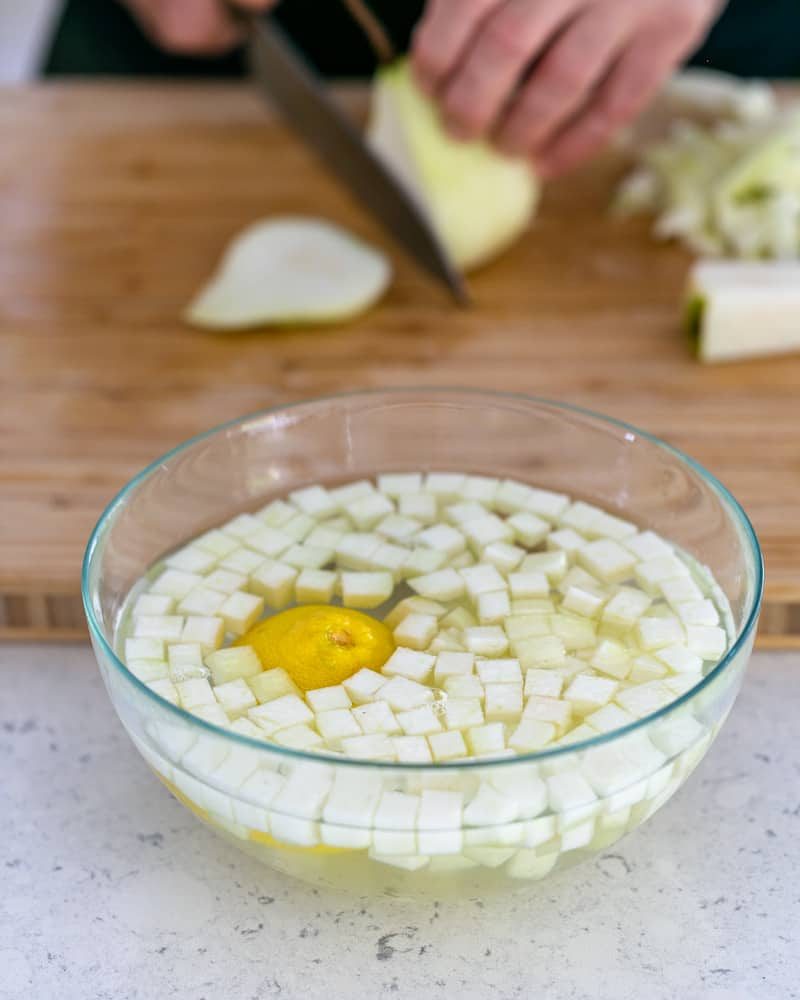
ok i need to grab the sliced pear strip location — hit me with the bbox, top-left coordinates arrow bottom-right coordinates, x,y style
687,260 -> 800,362
367,59 -> 539,272
186,217 -> 391,330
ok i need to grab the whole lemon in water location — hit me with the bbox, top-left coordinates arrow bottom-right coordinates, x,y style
236,605 -> 395,691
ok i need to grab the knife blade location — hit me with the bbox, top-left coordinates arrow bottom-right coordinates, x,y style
245,15 -> 470,304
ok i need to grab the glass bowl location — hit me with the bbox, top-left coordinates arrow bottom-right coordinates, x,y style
82,390 -> 762,897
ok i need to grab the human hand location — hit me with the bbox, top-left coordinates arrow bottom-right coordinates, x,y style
121,0 -> 277,56
412,0 -> 724,177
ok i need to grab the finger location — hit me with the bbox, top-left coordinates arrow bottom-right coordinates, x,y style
411,0 -> 501,96
535,21 -> 692,178
438,0 -> 585,140
493,1 -> 639,155
129,0 -> 244,55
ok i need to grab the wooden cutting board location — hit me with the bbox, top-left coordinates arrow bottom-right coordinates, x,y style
1,83 -> 798,644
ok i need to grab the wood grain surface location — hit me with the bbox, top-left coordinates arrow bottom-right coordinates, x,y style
0,83 -> 798,643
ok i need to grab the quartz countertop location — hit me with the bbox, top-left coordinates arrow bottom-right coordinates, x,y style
1,644 -> 797,1000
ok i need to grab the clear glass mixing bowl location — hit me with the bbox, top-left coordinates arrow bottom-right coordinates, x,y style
82,390 -> 763,897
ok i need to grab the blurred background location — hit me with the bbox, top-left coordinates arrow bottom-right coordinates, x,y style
2,0 -> 799,85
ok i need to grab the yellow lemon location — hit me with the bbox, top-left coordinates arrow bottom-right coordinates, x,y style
236,604 -> 395,692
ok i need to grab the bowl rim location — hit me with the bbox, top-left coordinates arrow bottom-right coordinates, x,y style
82,387 -> 764,771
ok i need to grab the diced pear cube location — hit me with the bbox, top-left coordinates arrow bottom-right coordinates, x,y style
507,512 -> 549,547
329,479 -> 375,508
167,641 -> 205,672
375,514 -> 421,543
383,596 -> 447,629
463,514 -> 513,551
133,593 -> 175,616
602,587 -> 652,630
401,547 -> 448,577
249,694 -> 313,733
249,560 -> 298,608
590,638 -> 632,680
126,637 -> 164,661
219,547 -> 265,575
306,684 -> 351,712
477,658 -> 522,685
282,544 -> 333,571
445,501 -> 490,525
418,789 -> 463,829
433,650 -> 474,684
629,654 -> 669,683
444,674 -> 485,700
511,598 -> 554,615
374,791 -> 420,838
622,530 -> 673,561
505,614 -> 551,643
204,568 -> 248,595
563,501 -> 636,541
656,644 -> 704,674
128,659 -> 170,683
150,569 -> 204,600
685,625 -> 727,660
290,484 -> 337,519
465,722 -> 506,755
660,576 -> 704,605
494,479 -> 534,515
584,702 -> 636,733
563,675 -> 617,716
674,599 -> 719,627
408,568 -> 465,602
315,708 -> 362,747
428,730 -> 468,762
650,714 -> 706,757
482,541 -> 525,573
520,486 -> 569,522
228,717 -> 267,741
484,684 -> 523,722
335,531 -> 382,569
340,571 -> 394,609
549,613 -> 597,652
396,705 -> 443,736
348,493 -> 395,530
441,606 -> 477,629
391,736 -> 433,763
147,678 -> 180,705
352,700 -> 400,735
444,698 -> 484,730
546,770 -> 598,814
562,584 -> 606,618
181,615 -> 225,651
340,733 -> 395,760
477,590 -> 511,625
273,724 -> 324,750
214,678 -> 257,719
417,524 -> 467,558
464,626 -> 509,657
370,543 -> 410,577
379,676 -> 434,711
256,499 -> 297,528
635,555 -> 690,595
134,615 -> 184,641
520,550 -> 568,582
342,667 -> 386,704
616,681 -> 673,717
636,616 -> 686,650
524,694 -> 573,731
247,667 -> 300,704
178,586 -> 225,617
190,703 -> 231,727
514,634 -> 566,668
378,473 -> 423,496
462,475 -> 500,505
508,571 -> 549,599
460,564 -> 507,598
546,528 -> 586,556
509,720 -> 556,752
195,529 -> 240,557
305,525 -> 346,550
392,613 -> 438,651
427,629 -> 466,653
165,545 -> 218,574
398,492 -> 438,523
245,526 -> 293,559
282,513 -> 317,542
218,591 -> 264,636
176,677 -> 216,711
578,539 -> 637,583
449,551 -> 476,570
424,472 -> 467,501
524,669 -> 563,699
383,646 -> 435,682
295,568 -> 337,604
206,645 -> 262,685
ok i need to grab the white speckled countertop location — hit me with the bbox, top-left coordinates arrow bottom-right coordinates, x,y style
1,645 -> 797,1000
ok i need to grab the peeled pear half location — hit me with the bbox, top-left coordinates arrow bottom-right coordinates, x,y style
368,60 -> 539,272
186,217 -> 391,330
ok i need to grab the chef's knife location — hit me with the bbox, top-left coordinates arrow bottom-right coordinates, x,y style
244,14 -> 470,304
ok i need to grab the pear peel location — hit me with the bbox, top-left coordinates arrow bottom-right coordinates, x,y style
186,217 -> 391,330
367,60 -> 539,272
